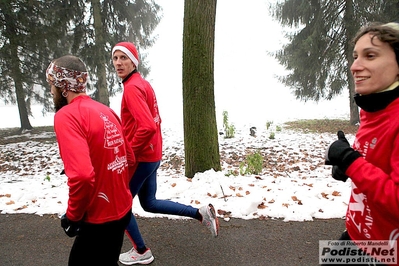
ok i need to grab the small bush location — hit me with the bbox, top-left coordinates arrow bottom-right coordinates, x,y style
269,132 -> 275,139
266,121 -> 273,130
223,111 -> 235,138
239,151 -> 263,175
225,169 -> 239,177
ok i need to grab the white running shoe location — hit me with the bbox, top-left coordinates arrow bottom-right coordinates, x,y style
199,203 -> 220,237
119,247 -> 154,265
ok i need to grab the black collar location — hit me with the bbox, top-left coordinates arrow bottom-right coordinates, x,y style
122,69 -> 138,84
354,86 -> 399,112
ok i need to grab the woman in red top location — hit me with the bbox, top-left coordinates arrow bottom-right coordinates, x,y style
112,42 -> 220,265
46,55 -> 134,266
325,22 -> 399,265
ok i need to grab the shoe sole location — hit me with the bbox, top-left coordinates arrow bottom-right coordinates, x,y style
208,204 -> 220,237
119,255 -> 154,265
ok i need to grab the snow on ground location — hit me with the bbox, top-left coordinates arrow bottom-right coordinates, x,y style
0,123 -> 351,222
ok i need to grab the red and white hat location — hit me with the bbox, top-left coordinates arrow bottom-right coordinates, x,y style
112,42 -> 139,67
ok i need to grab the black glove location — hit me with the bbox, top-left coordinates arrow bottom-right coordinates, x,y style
331,165 -> 349,182
61,214 -> 81,237
325,131 -> 361,171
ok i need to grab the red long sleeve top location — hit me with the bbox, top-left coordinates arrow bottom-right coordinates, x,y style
346,97 -> 399,254
121,71 -> 162,162
54,95 -> 134,224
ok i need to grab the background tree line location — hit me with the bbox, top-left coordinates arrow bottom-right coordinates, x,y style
270,0 -> 399,125
0,0 -> 161,130
182,0 -> 399,176
1,0 -> 398,177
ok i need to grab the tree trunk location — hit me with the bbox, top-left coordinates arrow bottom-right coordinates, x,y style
344,0 -> 360,125
348,74 -> 359,125
7,19 -> 32,130
92,0 -> 109,106
14,77 -> 33,131
182,0 -> 221,178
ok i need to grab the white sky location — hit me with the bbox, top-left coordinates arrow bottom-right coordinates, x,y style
143,0 -> 350,129
0,0 -> 350,130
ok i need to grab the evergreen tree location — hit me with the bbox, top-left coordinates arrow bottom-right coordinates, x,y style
0,0 -> 161,130
182,0 -> 221,178
271,0 -> 398,125
0,0 -> 76,130
71,0 -> 162,106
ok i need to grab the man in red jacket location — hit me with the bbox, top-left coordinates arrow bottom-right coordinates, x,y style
46,55 -> 135,266
112,42 -> 219,265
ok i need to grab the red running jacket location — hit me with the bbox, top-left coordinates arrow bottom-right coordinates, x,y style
54,95 -> 134,224
121,71 -> 162,162
346,97 -> 399,256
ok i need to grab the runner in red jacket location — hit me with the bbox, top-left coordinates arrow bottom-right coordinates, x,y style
46,55 -> 134,266
112,42 -> 219,265
325,22 -> 399,265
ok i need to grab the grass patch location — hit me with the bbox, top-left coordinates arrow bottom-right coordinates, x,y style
284,119 -> 358,134
0,126 -> 56,145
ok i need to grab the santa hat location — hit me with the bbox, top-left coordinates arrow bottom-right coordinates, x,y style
112,42 -> 139,67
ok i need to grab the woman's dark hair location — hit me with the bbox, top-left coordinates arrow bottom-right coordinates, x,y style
352,22 -> 399,64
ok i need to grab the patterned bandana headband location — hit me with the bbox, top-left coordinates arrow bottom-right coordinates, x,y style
46,62 -> 88,93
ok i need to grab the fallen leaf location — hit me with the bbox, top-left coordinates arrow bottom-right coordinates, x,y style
291,196 -> 303,205
321,192 -> 329,199
14,205 -> 27,211
258,202 -> 267,209
332,191 -> 341,196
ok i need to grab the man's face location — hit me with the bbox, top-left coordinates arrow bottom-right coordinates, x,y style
50,85 -> 68,112
112,50 -> 135,79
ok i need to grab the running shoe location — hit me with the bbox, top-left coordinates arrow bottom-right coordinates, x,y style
199,203 -> 220,237
119,247 -> 154,265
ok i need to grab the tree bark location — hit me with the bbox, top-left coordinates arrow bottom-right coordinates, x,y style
182,0 -> 221,178
14,74 -> 33,131
92,0 -> 110,106
6,10 -> 32,131
344,0 -> 360,125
